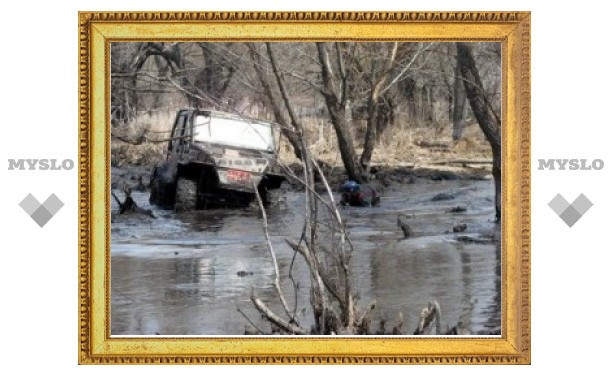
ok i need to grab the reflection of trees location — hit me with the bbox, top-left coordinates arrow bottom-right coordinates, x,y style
458,230 -> 501,335
364,234 -> 501,334
459,247 -> 473,324
366,240 -> 464,331
111,256 -> 217,335
164,257 -> 216,303
482,234 -> 502,334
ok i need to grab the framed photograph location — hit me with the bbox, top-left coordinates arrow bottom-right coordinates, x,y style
79,11 -> 530,364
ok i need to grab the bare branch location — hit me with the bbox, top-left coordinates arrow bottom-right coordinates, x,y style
335,43 -> 348,104
380,42 -> 434,97
265,43 -> 303,133
391,312 -> 405,335
252,180 -> 297,324
246,43 -> 303,159
309,158 -> 353,249
316,42 -> 339,102
357,301 -> 376,334
250,294 -> 309,335
285,239 -> 344,310
414,300 -> 441,335
237,308 -> 265,335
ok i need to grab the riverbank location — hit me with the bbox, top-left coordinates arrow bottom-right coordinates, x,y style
111,161 -> 493,209
111,120 -> 494,193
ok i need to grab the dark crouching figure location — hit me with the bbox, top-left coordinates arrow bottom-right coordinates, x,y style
339,180 -> 380,207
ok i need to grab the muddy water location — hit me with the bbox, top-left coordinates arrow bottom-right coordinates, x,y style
111,179 -> 500,336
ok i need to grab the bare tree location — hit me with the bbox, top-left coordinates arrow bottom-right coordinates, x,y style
359,43 -> 399,171
111,42 -> 247,119
456,42 -> 502,221
452,59 -> 468,141
248,134 -> 403,335
130,42 -> 200,107
112,41 -> 501,188
195,43 -> 235,104
316,42 -> 367,182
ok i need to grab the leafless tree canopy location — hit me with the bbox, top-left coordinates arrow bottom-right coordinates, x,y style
111,42 -> 501,175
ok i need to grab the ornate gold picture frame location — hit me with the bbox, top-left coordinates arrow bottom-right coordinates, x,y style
78,11 -> 530,364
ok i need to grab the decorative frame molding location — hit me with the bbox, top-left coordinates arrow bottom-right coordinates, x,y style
78,11 -> 530,364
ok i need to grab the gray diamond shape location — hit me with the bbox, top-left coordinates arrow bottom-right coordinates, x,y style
19,193 -> 64,227
548,193 -> 570,216
19,194 -> 40,216
41,194 -> 64,215
571,193 -> 593,215
30,205 -> 53,227
559,205 -> 582,228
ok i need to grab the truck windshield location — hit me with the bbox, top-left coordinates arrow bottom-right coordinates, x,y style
193,114 -> 275,151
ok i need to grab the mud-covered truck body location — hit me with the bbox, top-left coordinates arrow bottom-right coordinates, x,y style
149,109 -> 285,211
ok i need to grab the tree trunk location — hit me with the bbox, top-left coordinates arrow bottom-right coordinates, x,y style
359,43 -> 398,173
316,42 -> 366,182
456,42 -> 501,222
360,96 -> 394,170
420,85 -> 434,124
327,101 -> 365,182
401,77 -> 417,121
360,98 -> 379,171
452,61 -> 468,141
197,43 -> 234,104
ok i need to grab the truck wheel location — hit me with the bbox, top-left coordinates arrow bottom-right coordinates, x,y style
149,163 -> 177,207
175,177 -> 198,212
196,167 -> 220,210
258,185 -> 284,207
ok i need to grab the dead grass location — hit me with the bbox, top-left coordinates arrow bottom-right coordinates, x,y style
114,111 -> 493,171
111,111 -> 175,167
279,118 -> 493,170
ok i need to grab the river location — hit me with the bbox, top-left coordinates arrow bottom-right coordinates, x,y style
110,178 -> 501,336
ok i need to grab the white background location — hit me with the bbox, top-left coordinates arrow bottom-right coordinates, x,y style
0,0 -> 610,375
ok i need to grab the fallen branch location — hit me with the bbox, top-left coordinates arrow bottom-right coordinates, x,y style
111,130 -> 194,145
112,190 -> 155,218
250,294 -> 308,335
391,312 -> 404,335
430,159 -> 493,165
415,140 -> 450,149
414,300 -> 441,335
455,235 -> 495,244
356,301 -> 376,335
397,214 -> 413,238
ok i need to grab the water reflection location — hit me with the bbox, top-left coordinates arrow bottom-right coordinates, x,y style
111,180 -> 501,335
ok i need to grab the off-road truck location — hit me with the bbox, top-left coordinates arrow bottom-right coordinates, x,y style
149,109 -> 285,211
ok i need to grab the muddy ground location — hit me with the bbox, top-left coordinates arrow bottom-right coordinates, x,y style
111,161 -> 492,196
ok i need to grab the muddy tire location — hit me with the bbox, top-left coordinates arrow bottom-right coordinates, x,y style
259,186 -> 284,207
149,162 -> 178,207
175,177 -> 198,212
